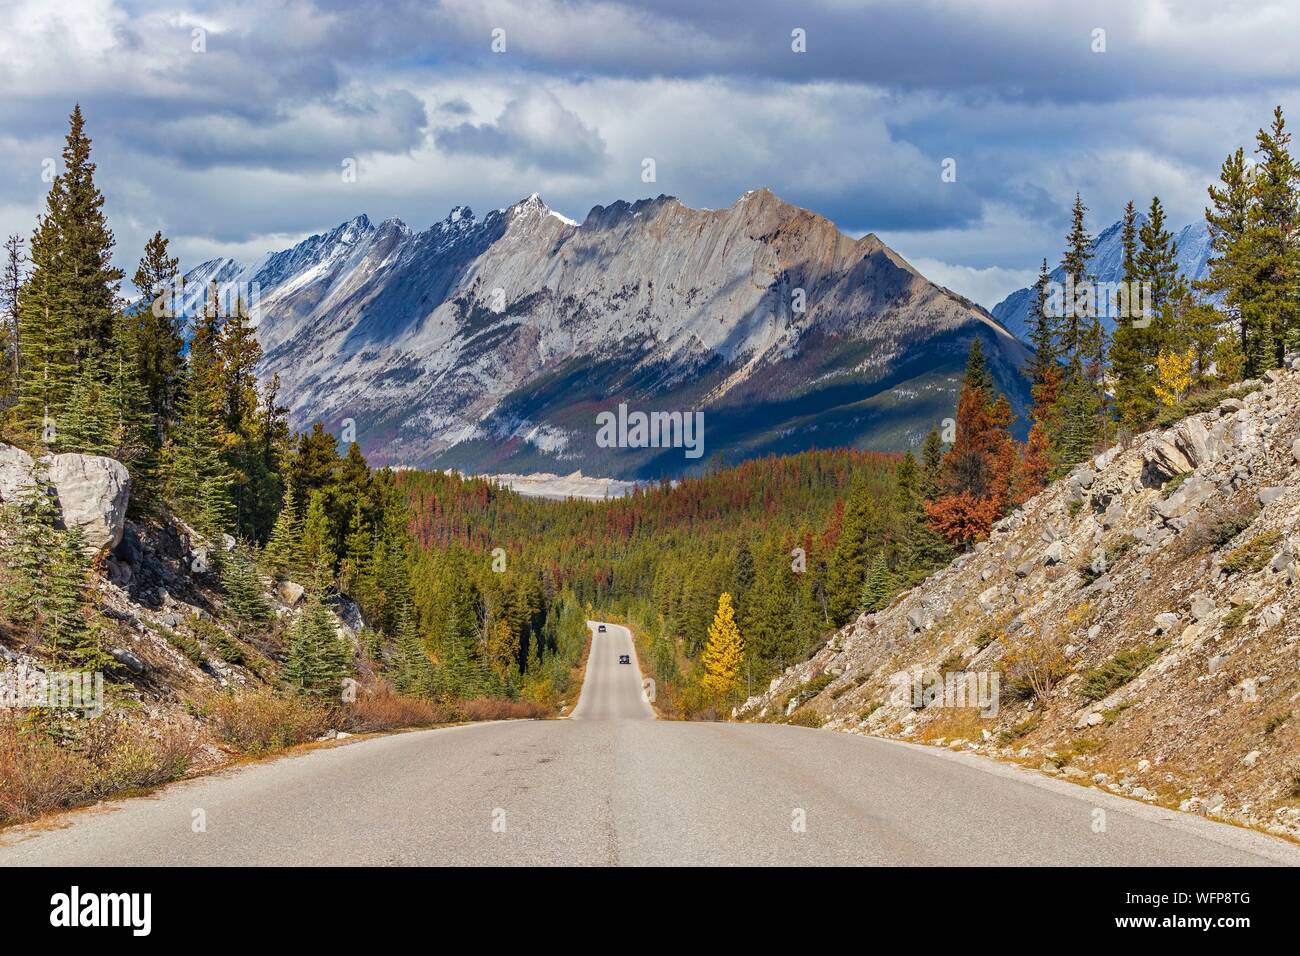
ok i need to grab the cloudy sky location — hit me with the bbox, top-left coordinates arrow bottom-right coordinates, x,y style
2,0 -> 1298,309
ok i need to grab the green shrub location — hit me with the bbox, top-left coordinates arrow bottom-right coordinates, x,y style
998,712 -> 1041,744
1264,712 -> 1291,735
1079,642 -> 1167,701
155,625 -> 205,665
1222,602 -> 1255,634
1222,531 -> 1280,574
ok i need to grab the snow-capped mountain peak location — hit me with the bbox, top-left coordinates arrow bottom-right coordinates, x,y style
185,190 -> 1031,477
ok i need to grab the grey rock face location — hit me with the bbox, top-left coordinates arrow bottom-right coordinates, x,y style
0,443 -> 34,503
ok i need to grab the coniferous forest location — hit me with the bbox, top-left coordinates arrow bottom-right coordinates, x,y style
2,101 -> 1298,731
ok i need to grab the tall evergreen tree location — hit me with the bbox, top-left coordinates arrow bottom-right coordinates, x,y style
1245,106 -> 1300,366
1112,199 -> 1157,432
0,462 -> 60,626
263,473 -> 307,581
170,286 -> 233,537
222,541 -> 272,641
825,476 -> 882,626
919,429 -> 944,501
14,107 -> 122,445
1059,192 -> 1093,360
129,230 -> 184,445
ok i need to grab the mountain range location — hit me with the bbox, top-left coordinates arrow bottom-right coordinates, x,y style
991,216 -> 1214,341
186,189 -> 1032,479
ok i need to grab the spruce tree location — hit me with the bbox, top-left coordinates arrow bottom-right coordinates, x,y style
281,588 -> 351,697
301,489 -> 336,587
1055,358 -> 1102,469
1246,106 -> 1300,366
825,476 -> 882,626
0,462 -> 60,626
894,450 -> 950,577
391,596 -> 435,697
1201,146 -> 1253,370
919,429 -> 944,501
129,231 -> 185,445
1025,258 -> 1058,388
1111,199 -> 1156,433
222,540 -> 272,641
1059,192 -> 1093,360
263,474 -> 307,581
44,526 -> 93,667
14,108 -> 122,445
340,495 -> 373,597
858,553 -> 897,613
170,289 -> 233,538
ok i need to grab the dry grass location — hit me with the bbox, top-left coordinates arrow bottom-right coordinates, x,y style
0,714 -> 202,826
914,708 -> 990,744
340,684 -> 452,732
456,698 -> 549,721
196,687 -> 332,754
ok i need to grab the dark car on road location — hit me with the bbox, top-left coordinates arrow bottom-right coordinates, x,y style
618,654 -> 630,664
598,624 -> 607,633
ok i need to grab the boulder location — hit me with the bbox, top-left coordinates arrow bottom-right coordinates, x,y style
276,580 -> 306,608
1190,594 -> 1216,621
110,648 -> 146,674
1259,603 -> 1284,630
1144,438 -> 1193,481
1153,476 -> 1215,521
0,446 -> 130,557
1154,612 -> 1181,633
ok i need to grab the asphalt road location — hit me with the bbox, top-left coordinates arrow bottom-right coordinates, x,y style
1,621 -> 1296,866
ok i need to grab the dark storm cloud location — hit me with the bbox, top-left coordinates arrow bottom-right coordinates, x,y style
2,0 -> 1298,308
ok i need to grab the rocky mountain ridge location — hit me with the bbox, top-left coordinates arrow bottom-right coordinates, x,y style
187,189 -> 1031,478
741,355 -> 1300,840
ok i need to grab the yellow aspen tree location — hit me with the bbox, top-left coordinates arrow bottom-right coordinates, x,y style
1153,347 -> 1195,407
700,591 -> 744,706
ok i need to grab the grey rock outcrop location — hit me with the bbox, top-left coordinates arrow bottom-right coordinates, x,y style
0,444 -> 131,557
46,453 -> 131,556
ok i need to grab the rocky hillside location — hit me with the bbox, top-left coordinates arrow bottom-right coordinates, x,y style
189,189 -> 1031,478
0,444 -> 372,778
741,355 -> 1300,841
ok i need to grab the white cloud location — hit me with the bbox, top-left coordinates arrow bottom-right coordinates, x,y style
905,258 -> 1038,311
